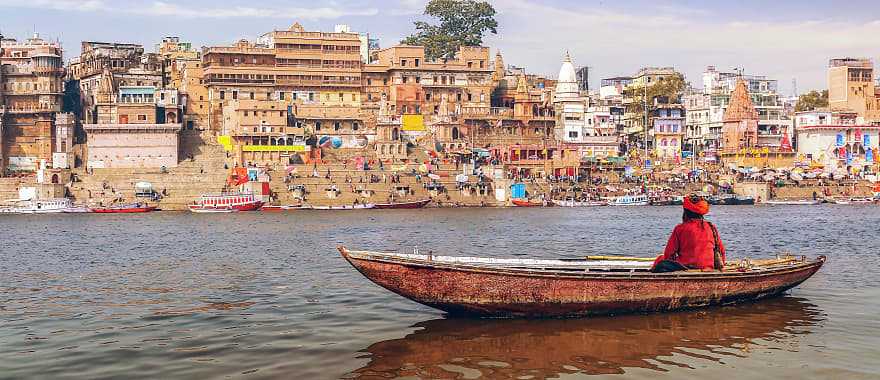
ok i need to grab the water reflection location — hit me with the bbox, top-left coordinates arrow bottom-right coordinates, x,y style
350,297 -> 823,379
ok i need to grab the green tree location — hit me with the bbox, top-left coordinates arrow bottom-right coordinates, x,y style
402,0 -> 498,60
622,73 -> 687,116
795,90 -> 828,112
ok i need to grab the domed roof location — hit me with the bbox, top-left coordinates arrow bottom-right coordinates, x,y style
557,52 -> 577,83
555,51 -> 579,100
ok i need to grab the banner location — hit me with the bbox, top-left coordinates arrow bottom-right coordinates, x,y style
867,148 -> 874,163
836,133 -> 845,147
865,133 -> 871,147
402,114 -> 425,131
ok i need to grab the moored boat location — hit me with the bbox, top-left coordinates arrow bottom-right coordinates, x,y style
260,204 -> 303,211
0,198 -> 75,214
511,198 -> 546,207
339,246 -> 825,318
374,199 -> 432,209
764,199 -> 821,205
307,203 -> 375,210
551,199 -> 607,207
608,194 -> 650,206
92,203 -> 156,213
188,192 -> 263,213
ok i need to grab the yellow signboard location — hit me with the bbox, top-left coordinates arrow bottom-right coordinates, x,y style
402,114 -> 425,131
242,145 -> 308,152
217,135 -> 233,152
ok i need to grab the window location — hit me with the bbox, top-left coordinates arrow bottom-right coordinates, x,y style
308,92 -> 314,101
279,92 -> 285,100
467,93 -> 472,101
479,60 -> 484,68
368,93 -> 373,101
232,91 -> 238,100
415,105 -> 420,114
138,114 -> 147,121
383,78 -> 388,85
401,59 -> 407,66
425,93 -> 431,101
353,122 -> 360,131
315,121 -> 322,130
367,78 -> 372,85
244,111 -> 249,117
339,93 -> 344,100
568,131 -> 578,138
415,58 -> 420,67
468,62 -> 473,68
219,91 -> 225,100
456,93 -> 462,101
415,76 -> 420,84
250,92 -> 255,100
334,122 -> 341,131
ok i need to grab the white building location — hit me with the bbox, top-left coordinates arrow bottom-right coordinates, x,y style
795,110 -> 879,171
553,53 -> 618,158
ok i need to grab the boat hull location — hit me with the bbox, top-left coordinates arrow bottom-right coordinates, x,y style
92,206 -> 156,213
339,248 -> 825,318
374,199 -> 431,209
511,199 -> 544,207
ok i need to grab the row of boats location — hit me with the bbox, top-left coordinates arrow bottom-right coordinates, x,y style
186,193 -> 433,213
513,194 -> 758,207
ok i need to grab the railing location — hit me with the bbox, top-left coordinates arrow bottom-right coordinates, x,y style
204,46 -> 274,54
5,104 -> 61,113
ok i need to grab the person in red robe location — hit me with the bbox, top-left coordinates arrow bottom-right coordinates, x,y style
652,195 -> 726,272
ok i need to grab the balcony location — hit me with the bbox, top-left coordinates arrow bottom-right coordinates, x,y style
460,106 -> 513,119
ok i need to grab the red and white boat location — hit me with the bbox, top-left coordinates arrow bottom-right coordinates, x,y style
188,193 -> 264,213
92,203 -> 157,213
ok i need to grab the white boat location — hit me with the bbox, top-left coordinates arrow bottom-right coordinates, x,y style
608,194 -> 650,206
0,198 -> 75,214
189,205 -> 236,213
307,204 -> 376,210
763,199 -> 821,205
552,199 -> 608,207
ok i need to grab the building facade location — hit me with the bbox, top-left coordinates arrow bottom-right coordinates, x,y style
795,110 -> 879,172
0,33 -> 66,172
827,58 -> 880,123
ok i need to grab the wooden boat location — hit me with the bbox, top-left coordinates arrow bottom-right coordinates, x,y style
764,199 -> 821,205
308,203 -> 375,210
188,205 -> 235,213
374,199 -> 431,209
338,246 -> 825,318
260,204 -> 303,211
511,198 -> 545,207
92,203 -> 156,213
608,194 -> 650,206
188,192 -> 263,213
552,199 -> 607,207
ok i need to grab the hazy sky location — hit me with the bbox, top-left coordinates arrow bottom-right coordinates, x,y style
1,0 -> 879,94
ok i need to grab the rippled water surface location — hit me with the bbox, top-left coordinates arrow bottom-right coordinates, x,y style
1,206 -> 878,379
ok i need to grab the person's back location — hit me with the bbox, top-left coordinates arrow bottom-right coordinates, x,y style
652,195 -> 726,272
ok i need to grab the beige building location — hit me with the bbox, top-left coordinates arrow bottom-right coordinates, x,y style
828,58 -> 880,122
83,67 -> 182,169
219,99 -> 308,166
0,33 -> 65,172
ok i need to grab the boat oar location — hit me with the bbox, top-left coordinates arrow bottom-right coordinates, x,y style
585,255 -> 656,262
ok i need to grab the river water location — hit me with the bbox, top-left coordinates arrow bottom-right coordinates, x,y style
1,206 -> 878,379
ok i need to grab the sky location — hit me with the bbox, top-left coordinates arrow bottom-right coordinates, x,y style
1,0 -> 879,95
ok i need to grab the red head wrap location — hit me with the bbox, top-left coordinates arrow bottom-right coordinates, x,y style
683,194 -> 709,215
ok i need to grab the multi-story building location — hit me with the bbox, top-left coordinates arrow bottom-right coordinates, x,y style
362,44 -> 495,155
218,100 -> 308,166
794,110 -> 879,172
652,104 -> 685,161
552,54 -> 618,159
621,67 -> 682,149
0,33 -> 65,172
81,66 -> 183,169
156,36 -> 199,89
68,41 -> 163,125
686,66 -> 790,158
827,58 -> 880,122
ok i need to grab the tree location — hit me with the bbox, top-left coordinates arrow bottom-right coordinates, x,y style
795,90 -> 828,112
622,73 -> 687,116
402,0 -> 498,61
